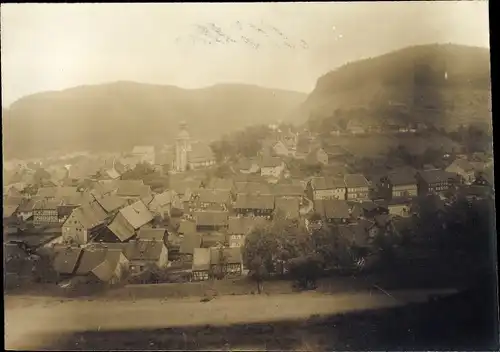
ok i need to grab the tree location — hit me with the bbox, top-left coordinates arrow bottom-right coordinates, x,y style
288,253 -> 323,290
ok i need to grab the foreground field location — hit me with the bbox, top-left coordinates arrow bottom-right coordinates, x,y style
5,289 -> 457,350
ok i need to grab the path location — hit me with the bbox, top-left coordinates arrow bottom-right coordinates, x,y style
5,288 -> 457,350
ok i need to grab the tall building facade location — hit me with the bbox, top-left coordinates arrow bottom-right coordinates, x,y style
175,121 -> 191,172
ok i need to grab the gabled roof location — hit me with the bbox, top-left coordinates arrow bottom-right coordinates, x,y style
137,227 -> 166,241
119,201 -> 154,229
192,248 -> 211,271
418,169 -> 458,184
36,186 -> 79,199
91,181 -> 119,197
33,198 -> 62,210
69,201 -> 108,229
178,220 -> 197,234
275,197 -> 300,219
209,247 -> 242,265
189,143 -> 215,163
387,167 -> 417,186
107,214 -> 136,242
53,247 -> 83,274
272,184 -> 304,197
194,211 -> 229,227
195,189 -> 231,204
127,240 -> 165,262
116,180 -> 151,198
260,157 -> 283,168
180,232 -> 202,254
95,194 -> 127,213
207,178 -> 234,191
234,194 -> 275,210
344,174 -> 369,188
235,181 -> 273,195
310,177 -> 345,190
448,158 -> 476,173
227,216 -> 270,235
3,205 -> 19,218
320,199 -> 350,219
17,199 -> 36,213
169,180 -> 202,195
3,196 -> 24,207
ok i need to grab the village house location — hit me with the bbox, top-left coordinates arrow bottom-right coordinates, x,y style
237,158 -> 261,174
144,190 -> 181,219
234,194 -> 275,217
115,180 -> 152,200
314,199 -> 351,224
227,216 -> 269,248
105,200 -> 154,242
378,198 -> 412,218
350,201 -> 388,220
123,239 -> 168,274
382,168 -> 418,199
180,232 -> 202,255
235,181 -> 273,196
137,227 -> 166,242
62,201 -> 108,245
201,232 -> 227,248
169,179 -> 202,197
344,174 -> 370,201
207,178 -> 235,193
305,147 -> 329,166
93,167 -> 121,182
346,120 -> 366,135
306,177 -> 346,201
188,142 -> 217,169
94,194 -> 128,216
17,199 -> 36,221
90,181 -> 119,198
274,197 -> 300,220
178,219 -> 197,235
209,247 -> 244,278
445,159 -> 478,185
73,246 -> 130,284
272,140 -> 294,158
33,199 -> 62,225
194,210 -> 229,232
192,247 -> 211,281
260,157 -> 286,179
132,146 -> 156,165
192,189 -> 232,211
416,169 -> 458,196
52,247 -> 84,279
36,186 -> 80,200
272,183 -> 304,202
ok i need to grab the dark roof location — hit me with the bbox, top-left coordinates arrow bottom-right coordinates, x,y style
127,240 -> 165,262
53,247 -> 83,274
180,232 -> 202,254
209,247 -> 242,265
33,199 -> 62,210
234,194 -> 275,210
418,169 -> 458,183
137,227 -> 166,241
387,168 -> 417,186
75,248 -> 108,275
194,211 -> 229,227
17,199 -> 36,212
107,213 -> 136,242
227,216 -> 270,235
117,181 -> 151,198
344,174 -> 369,188
275,197 -> 300,219
201,232 -> 227,248
169,180 -> 202,195
317,199 -> 350,219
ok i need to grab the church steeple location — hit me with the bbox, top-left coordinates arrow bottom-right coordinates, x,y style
175,121 -> 191,172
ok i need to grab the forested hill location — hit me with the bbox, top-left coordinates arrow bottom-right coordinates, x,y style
2,82 -> 306,159
293,44 -> 491,131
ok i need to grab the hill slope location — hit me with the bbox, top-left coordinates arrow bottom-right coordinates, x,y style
2,82 -> 306,159
294,44 -> 491,130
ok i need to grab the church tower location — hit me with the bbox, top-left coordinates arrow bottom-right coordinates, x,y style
175,121 -> 191,172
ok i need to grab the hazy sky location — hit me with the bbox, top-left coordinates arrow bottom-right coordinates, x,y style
1,2 -> 490,106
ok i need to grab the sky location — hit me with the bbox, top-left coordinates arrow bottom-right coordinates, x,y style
1,1 -> 490,106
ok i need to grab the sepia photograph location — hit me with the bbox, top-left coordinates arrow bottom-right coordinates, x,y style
2,1 -> 498,350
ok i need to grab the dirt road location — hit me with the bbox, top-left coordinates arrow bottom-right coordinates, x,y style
5,288 -> 457,350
